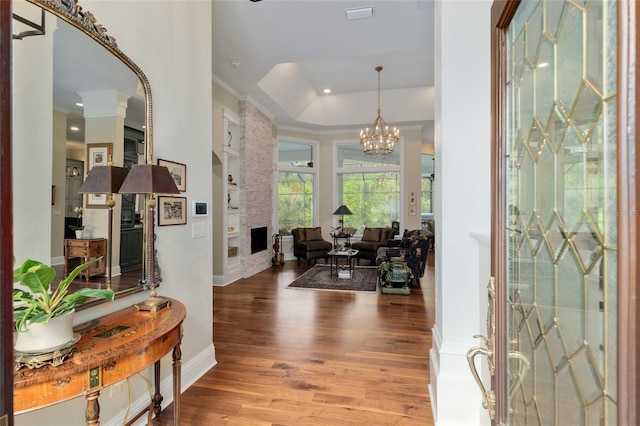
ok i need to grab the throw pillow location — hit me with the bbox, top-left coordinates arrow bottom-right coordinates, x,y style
362,227 -> 381,241
305,227 -> 323,241
295,228 -> 307,242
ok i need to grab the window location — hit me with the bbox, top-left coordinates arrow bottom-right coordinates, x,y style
336,143 -> 401,233
277,140 -> 317,233
421,154 -> 434,223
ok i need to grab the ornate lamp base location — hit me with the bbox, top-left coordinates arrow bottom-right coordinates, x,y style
134,296 -> 171,312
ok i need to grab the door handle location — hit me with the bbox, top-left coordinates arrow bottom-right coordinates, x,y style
466,277 -> 497,420
467,344 -> 495,420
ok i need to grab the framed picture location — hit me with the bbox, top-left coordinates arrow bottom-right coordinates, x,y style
158,196 -> 187,226
158,159 -> 187,192
85,143 -> 112,208
409,192 -> 417,206
409,206 -> 417,216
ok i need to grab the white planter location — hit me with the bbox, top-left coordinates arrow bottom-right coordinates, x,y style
14,309 -> 76,353
75,230 -> 84,239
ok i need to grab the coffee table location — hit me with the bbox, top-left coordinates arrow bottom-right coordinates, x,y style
327,248 -> 359,278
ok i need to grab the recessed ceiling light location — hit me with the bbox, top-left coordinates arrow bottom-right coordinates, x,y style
323,88 -> 331,94
345,6 -> 374,21
75,102 -> 83,107
70,126 -> 79,131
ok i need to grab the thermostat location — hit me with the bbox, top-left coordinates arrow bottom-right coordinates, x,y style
192,201 -> 209,217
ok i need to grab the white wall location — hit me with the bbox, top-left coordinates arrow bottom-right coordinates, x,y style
15,1 -> 215,424
429,1 -> 492,425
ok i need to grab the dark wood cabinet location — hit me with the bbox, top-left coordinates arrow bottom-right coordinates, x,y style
120,227 -> 143,273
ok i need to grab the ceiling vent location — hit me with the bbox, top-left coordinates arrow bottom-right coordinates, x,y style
345,6 -> 374,21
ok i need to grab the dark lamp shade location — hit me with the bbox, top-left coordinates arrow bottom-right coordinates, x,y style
333,205 -> 353,216
118,164 -> 180,195
77,165 -> 129,194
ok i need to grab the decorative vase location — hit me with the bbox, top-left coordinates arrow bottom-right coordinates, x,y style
14,309 -> 76,353
75,230 -> 84,239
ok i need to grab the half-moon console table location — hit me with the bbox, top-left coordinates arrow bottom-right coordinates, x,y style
14,298 -> 186,425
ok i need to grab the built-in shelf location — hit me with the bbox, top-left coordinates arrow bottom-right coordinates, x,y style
222,109 -> 242,285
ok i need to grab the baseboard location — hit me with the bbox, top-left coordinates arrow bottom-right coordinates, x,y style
103,343 -> 217,426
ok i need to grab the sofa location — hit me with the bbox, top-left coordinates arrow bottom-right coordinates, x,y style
376,229 -> 433,280
292,227 -> 332,265
351,227 -> 397,265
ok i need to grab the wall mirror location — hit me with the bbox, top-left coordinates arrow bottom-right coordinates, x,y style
12,0 -> 155,303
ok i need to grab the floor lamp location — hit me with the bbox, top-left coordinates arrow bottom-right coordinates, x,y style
77,158 -> 129,290
118,163 -> 179,311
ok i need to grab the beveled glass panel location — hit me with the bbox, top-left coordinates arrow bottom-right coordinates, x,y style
519,64 -> 535,134
525,2 -> 543,67
544,0 -> 566,40
586,398 -> 605,426
555,3 -> 584,113
571,216 -> 602,271
557,136 -> 585,232
572,347 -> 604,403
557,363 -> 585,425
519,149 -> 535,221
506,1 -> 616,424
534,39 -> 555,123
546,215 -> 568,262
585,255 -> 604,375
535,144 -> 556,226
535,340 -> 556,425
518,242 -> 535,307
604,250 -> 617,399
570,83 -> 603,141
546,322 -> 567,369
602,99 -> 617,246
585,1 -> 604,92
556,246 -> 586,355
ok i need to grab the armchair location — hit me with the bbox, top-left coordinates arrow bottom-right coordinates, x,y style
292,227 -> 332,265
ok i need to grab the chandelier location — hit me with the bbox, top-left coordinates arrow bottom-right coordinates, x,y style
360,66 -> 400,155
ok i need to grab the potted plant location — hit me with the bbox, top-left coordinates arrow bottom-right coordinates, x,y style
69,206 -> 85,238
13,257 -> 115,353
377,259 -> 413,295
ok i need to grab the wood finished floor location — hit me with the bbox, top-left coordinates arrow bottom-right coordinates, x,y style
154,255 -> 435,425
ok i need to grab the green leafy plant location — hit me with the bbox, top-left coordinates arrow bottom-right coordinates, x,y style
377,260 -> 413,288
13,258 -> 114,332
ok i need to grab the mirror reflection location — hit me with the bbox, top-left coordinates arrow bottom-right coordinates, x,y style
12,1 -> 147,298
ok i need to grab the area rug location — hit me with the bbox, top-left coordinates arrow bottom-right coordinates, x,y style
287,264 -> 378,292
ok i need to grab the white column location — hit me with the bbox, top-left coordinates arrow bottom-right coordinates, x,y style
430,2 -> 492,425
79,89 -> 129,274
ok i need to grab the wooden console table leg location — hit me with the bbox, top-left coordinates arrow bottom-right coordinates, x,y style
173,339 -> 183,425
85,390 -> 100,426
152,360 -> 163,417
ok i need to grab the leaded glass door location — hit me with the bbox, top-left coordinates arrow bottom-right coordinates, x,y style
502,0 -> 618,424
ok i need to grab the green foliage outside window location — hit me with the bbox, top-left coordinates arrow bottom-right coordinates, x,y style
278,171 -> 314,232
339,172 -> 400,233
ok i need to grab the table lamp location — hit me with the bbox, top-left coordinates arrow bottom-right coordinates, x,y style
77,157 -> 129,290
333,205 -> 353,233
118,162 -> 180,311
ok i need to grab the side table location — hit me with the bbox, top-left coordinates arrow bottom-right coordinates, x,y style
64,238 -> 107,282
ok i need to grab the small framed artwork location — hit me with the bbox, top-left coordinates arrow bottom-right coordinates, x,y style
409,192 -> 417,206
85,143 -> 112,208
86,143 -> 112,171
192,201 -> 209,217
158,159 -> 187,192
409,206 -> 417,216
158,196 -> 187,226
